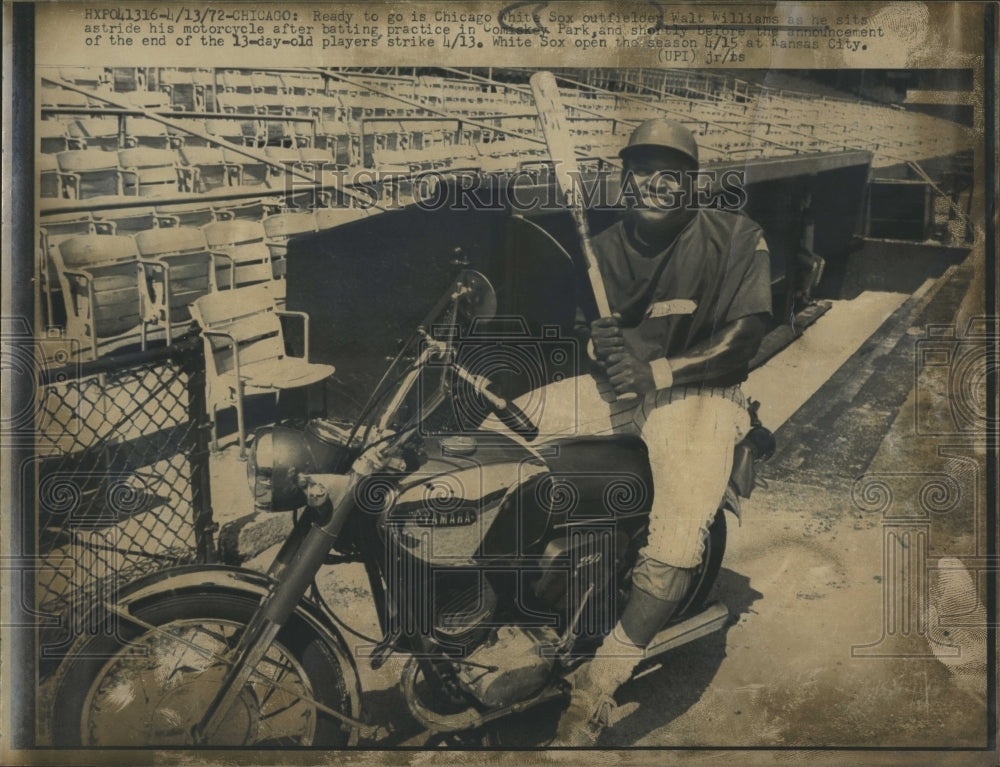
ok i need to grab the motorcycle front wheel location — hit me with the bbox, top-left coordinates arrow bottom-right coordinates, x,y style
50,591 -> 359,748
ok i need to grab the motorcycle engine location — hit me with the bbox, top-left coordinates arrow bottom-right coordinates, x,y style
454,625 -> 559,708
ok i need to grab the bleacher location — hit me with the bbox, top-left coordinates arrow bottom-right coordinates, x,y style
38,66 -> 974,359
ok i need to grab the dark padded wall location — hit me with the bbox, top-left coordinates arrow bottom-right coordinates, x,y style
286,194 -> 580,414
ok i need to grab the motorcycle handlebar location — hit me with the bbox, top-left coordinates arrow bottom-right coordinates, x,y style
453,361 -> 538,442
493,398 -> 539,442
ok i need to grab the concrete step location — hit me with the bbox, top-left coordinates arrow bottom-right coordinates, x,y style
763,254 -> 977,481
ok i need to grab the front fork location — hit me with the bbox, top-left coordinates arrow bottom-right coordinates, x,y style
191,474 -> 357,744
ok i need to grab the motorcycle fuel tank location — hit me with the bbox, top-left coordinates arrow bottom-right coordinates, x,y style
378,431 -> 549,566
378,431 -> 654,566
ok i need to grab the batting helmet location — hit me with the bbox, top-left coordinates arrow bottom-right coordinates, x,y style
619,119 -> 699,167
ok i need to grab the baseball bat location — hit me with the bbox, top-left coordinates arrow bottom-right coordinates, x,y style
530,71 -> 637,401
529,71 -> 613,319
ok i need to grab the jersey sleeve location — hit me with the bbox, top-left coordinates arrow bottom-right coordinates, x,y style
724,233 -> 773,323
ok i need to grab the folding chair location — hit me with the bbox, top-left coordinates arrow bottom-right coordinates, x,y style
190,282 -> 335,456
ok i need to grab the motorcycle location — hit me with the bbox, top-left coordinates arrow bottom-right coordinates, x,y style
50,261 -> 775,748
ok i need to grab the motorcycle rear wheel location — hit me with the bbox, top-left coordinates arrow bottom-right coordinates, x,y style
50,591 -> 357,748
673,507 -> 727,619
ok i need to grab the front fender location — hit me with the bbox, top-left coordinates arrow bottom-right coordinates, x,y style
117,563 -> 354,652
117,562 -> 282,606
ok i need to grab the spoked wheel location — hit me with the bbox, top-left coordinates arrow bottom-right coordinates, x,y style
51,592 -> 359,747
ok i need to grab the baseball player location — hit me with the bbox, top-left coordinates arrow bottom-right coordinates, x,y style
535,118 -> 774,745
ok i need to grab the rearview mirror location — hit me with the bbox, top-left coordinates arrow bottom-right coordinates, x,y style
453,269 -> 497,322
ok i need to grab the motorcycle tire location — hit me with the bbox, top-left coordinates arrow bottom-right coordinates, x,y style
675,507 -> 727,619
50,590 -> 359,748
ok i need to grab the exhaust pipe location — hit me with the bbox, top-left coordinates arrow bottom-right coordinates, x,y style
642,602 -> 730,661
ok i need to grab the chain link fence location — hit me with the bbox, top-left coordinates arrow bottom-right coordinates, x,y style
33,335 -> 215,661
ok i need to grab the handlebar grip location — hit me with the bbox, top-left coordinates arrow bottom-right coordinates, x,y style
495,399 -> 538,442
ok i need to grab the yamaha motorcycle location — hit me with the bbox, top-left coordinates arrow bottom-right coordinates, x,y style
50,265 -> 775,748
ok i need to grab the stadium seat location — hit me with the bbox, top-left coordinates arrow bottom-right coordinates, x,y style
40,86 -> 91,110
203,117 -> 256,148
263,211 -> 317,279
56,149 -> 123,198
203,219 -> 275,289
285,93 -> 320,118
67,116 -> 122,151
123,116 -> 177,149
221,146 -> 272,188
159,68 -> 199,111
251,72 -> 286,94
179,145 -> 238,192
124,90 -> 174,111
281,72 -> 323,95
38,153 -> 62,198
40,119 -> 72,154
135,226 -> 227,345
118,147 -> 194,196
93,207 -> 160,238
285,120 -> 317,148
219,70 -> 255,94
164,117 -> 213,148
52,234 -> 145,359
264,146 -> 302,173
38,212 -> 103,326
216,92 -> 269,146
297,146 -> 338,170
57,66 -> 110,90
154,202 -> 219,229
190,282 -> 335,456
212,196 -> 282,223
254,94 -> 294,145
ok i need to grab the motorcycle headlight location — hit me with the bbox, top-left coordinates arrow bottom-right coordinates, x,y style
248,427 -> 312,512
248,420 -> 357,512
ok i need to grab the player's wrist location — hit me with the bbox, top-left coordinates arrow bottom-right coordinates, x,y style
650,358 -> 673,390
